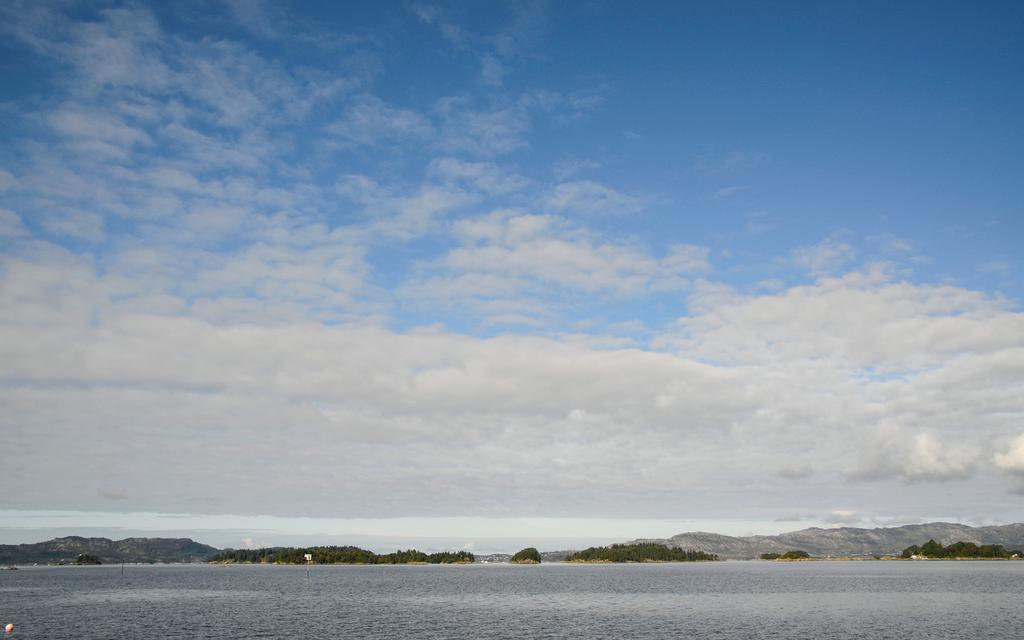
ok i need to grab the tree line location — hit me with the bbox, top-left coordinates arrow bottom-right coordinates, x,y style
759,550 -> 810,560
566,543 -> 718,562
901,540 -> 1023,559
208,546 -> 474,564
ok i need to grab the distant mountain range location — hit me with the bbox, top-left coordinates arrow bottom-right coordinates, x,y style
0,536 -> 219,565
633,522 -> 1024,559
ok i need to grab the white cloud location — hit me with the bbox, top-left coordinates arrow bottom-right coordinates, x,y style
410,3 -> 468,47
790,236 -> 856,275
14,3 -> 363,133
144,167 -> 207,195
551,157 -> 601,180
160,122 -> 268,171
190,239 -> 370,313
50,104 -> 153,148
64,7 -> 173,92
372,185 -> 478,240
411,1 -> 548,90
240,536 -> 261,549
431,89 -> 600,159
1,246 -> 1023,519
49,104 -> 153,160
660,244 -> 711,275
822,510 -> 861,525
0,209 -> 27,237
224,0 -> 284,39
0,170 -> 18,192
994,435 -> 1024,475
426,157 -> 528,195
715,185 -> 748,198
905,433 -> 976,479
434,98 -> 531,156
901,433 -> 977,481
480,53 -> 504,86
867,233 -> 914,254
326,95 -> 433,148
40,210 -> 106,243
848,425 -> 980,483
545,180 -> 645,216
333,168 -> 481,241
402,211 -> 710,323
0,311 -> 755,516
978,258 -> 1012,276
409,3 -> 440,25
663,266 -> 1024,370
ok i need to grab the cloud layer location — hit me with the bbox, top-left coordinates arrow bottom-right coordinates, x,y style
0,2 -> 1021,531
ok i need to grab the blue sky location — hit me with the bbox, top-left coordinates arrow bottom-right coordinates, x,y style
0,1 -> 1022,552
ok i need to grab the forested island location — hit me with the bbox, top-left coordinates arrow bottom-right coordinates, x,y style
208,546 -> 474,564
510,547 -> 542,564
901,540 -> 1023,559
760,550 -> 811,560
567,543 -> 718,563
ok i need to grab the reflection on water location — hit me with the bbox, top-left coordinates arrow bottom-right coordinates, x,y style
2,562 -> 1022,639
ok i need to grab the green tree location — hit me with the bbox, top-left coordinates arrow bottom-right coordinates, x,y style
75,553 -> 101,565
511,547 -> 542,563
567,543 -> 717,563
208,545 -> 473,565
901,540 -> 1022,559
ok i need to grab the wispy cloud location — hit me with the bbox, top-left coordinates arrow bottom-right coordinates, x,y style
978,258 -> 1012,275
551,157 -> 602,180
411,1 -> 549,88
545,180 -> 646,216
326,94 -> 434,148
790,235 -> 856,275
715,185 -> 748,199
400,210 -> 710,325
426,157 -> 529,195
0,209 -> 28,237
434,97 -> 532,156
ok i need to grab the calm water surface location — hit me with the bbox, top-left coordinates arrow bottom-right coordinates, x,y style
2,562 -> 1022,639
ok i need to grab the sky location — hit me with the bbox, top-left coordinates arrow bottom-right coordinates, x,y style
0,0 -> 1022,553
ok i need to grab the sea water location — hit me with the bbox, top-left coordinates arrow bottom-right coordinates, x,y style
2,561 -> 1021,639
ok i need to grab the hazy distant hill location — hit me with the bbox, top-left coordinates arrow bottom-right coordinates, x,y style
476,550 -> 572,563
0,536 -> 219,565
634,523 -> 1024,559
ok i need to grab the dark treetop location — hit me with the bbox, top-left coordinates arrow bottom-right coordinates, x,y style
567,543 -> 718,563
901,540 -> 1023,559
208,546 -> 474,564
759,550 -> 811,560
510,547 -> 542,563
